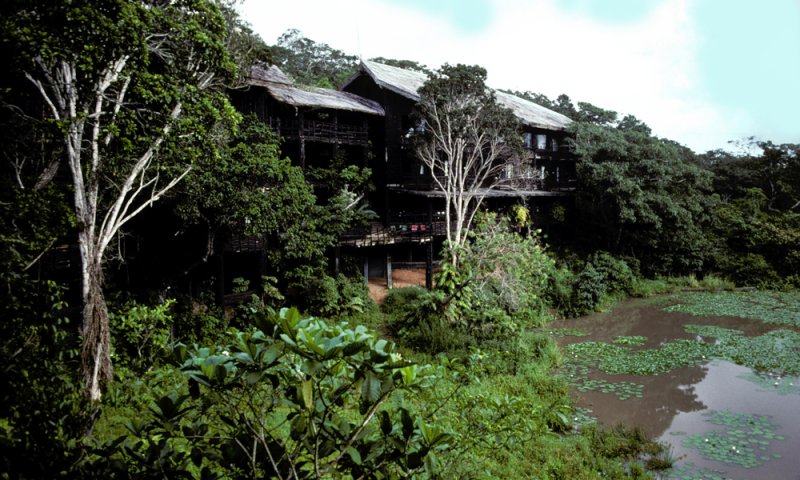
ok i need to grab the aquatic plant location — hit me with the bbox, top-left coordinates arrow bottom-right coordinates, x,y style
680,410 -> 785,469
571,406 -> 597,428
686,324 -> 800,375
566,339 -> 712,376
546,327 -> 590,337
739,371 -> 800,396
613,335 -> 647,346
558,362 -> 644,400
564,323 -> 800,390
664,291 -> 800,327
666,462 -> 729,480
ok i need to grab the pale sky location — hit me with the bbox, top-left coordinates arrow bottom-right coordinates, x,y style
239,0 -> 800,153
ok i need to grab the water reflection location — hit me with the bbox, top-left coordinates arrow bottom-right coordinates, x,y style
551,298 -> 800,479
661,360 -> 800,480
573,365 -> 708,437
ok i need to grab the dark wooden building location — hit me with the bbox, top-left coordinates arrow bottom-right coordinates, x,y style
230,65 -> 385,171
340,61 -> 578,287
228,62 -> 578,293
221,66 -> 387,300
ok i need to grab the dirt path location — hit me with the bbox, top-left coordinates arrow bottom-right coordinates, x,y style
368,268 -> 427,304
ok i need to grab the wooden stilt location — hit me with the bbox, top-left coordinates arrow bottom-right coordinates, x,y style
386,254 -> 393,290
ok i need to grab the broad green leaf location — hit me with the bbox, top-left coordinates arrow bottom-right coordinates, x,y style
346,446 -> 362,465
301,379 -> 313,410
361,371 -> 381,404
380,411 -> 392,435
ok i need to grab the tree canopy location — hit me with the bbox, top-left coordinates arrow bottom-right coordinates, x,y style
269,28 -> 358,88
570,119 -> 715,276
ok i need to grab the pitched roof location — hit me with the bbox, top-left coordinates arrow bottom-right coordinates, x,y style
350,60 -> 572,131
249,64 -> 292,85
355,60 -> 428,102
493,91 -> 573,132
246,65 -> 385,116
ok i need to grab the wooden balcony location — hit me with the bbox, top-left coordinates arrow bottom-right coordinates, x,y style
396,173 -> 576,193
340,214 -> 449,247
269,118 -> 370,146
225,234 -> 267,253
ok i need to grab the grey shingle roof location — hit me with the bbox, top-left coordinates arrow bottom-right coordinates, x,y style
353,60 -> 572,131
247,65 -> 385,116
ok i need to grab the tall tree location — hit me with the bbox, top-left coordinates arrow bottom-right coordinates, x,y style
270,28 -> 358,88
4,0 -> 236,399
570,120 -> 714,275
414,64 -> 520,266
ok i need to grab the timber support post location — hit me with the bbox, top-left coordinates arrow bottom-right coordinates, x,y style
386,254 -> 393,290
425,241 -> 433,290
425,199 -> 433,289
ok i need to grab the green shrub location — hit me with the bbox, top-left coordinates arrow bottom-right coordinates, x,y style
545,264 -> 575,314
548,253 -> 636,317
385,288 -> 474,352
588,251 -> 635,295
382,286 -> 428,318
720,252 -> 781,287
109,299 -> 174,372
90,308 -> 450,478
300,273 -> 374,318
571,262 -> 607,315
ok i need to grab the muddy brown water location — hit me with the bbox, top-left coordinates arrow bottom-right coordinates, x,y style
551,298 -> 800,480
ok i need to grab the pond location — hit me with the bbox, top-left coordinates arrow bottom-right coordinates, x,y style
550,292 -> 800,480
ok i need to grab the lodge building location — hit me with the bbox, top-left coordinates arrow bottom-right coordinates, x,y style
230,61 -> 577,292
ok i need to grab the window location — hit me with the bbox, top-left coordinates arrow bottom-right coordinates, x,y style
523,132 -> 533,149
536,134 -> 547,150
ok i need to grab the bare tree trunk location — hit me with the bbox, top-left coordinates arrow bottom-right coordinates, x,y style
80,251 -> 111,401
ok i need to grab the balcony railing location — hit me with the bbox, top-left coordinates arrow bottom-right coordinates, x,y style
340,214 -> 451,247
269,118 -> 369,146
396,173 -> 576,192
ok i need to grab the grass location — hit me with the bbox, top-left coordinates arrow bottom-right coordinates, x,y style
629,274 -> 736,298
396,327 -> 670,478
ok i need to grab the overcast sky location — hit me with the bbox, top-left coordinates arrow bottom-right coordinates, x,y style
239,0 -> 800,153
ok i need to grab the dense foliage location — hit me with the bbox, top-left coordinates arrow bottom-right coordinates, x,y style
570,120 -> 715,276
702,141 -> 800,287
90,308 -> 449,478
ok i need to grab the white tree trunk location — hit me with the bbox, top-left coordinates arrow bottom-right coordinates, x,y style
26,54 -> 197,399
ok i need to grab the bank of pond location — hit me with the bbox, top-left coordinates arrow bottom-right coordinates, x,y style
13,289 -> 796,478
